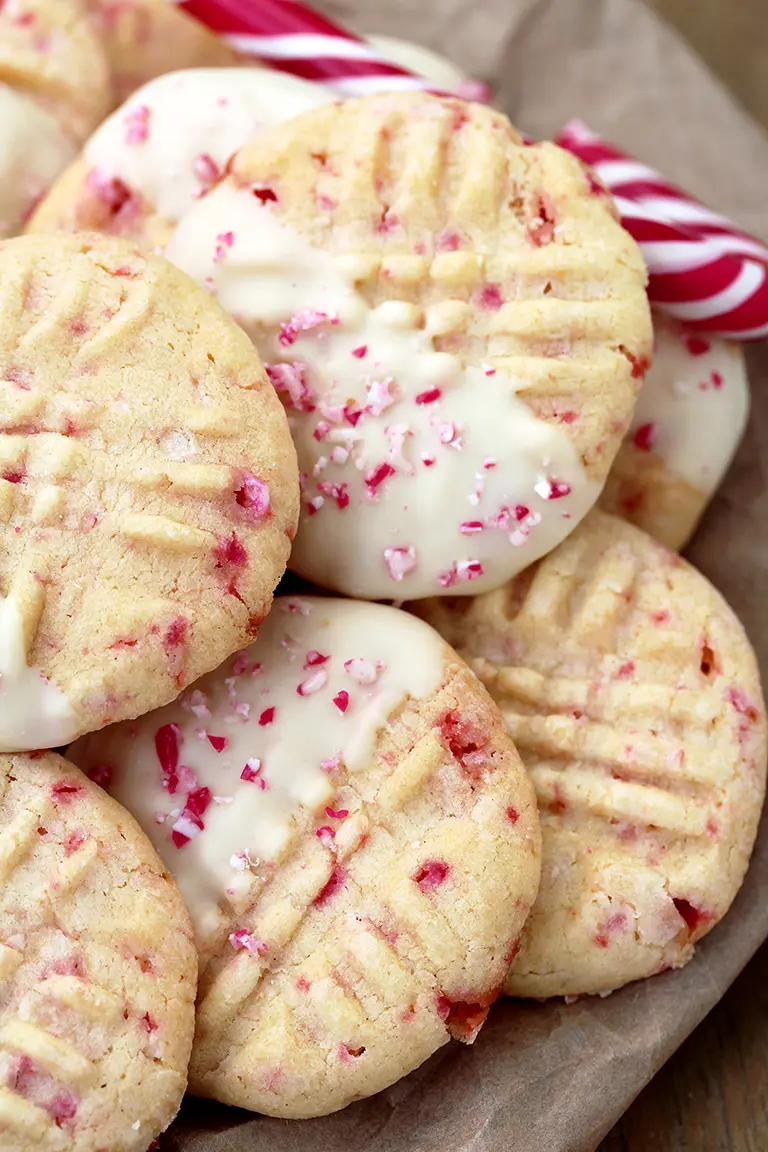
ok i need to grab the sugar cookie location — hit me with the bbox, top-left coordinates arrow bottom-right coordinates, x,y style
166,92 -> 652,599
412,511 -> 767,998
69,596 -> 541,1117
0,232 -> 298,753
0,751 -> 197,1150
28,69 -> 334,250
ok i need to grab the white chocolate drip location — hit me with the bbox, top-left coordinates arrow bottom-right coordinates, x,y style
0,83 -> 76,238
630,320 -> 749,494
0,594 -> 79,753
69,598 -> 444,938
166,188 -> 600,599
85,68 -> 334,225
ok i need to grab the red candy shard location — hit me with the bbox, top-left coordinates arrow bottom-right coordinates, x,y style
436,993 -> 496,1041
333,690 -> 350,714
51,782 -> 83,804
155,723 -> 180,777
258,707 -> 276,726
684,335 -> 710,356
214,532 -> 248,569
235,473 -> 270,519
364,462 -> 396,496
438,710 -> 490,771
415,388 -> 442,406
207,734 -> 228,753
413,859 -> 450,891
478,284 -> 503,310
164,617 -> 188,650
672,897 -> 711,935
505,806 -> 519,824
632,422 -> 657,452
252,186 -> 278,203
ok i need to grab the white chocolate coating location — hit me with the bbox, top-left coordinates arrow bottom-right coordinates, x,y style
166,191 -> 600,599
0,594 -> 79,753
0,83 -> 76,238
68,597 -> 444,940
630,319 -> 749,494
84,68 -> 334,225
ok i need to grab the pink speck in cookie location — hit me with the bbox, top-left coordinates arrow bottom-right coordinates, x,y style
333,690 -> 350,714
506,806 -> 520,824
439,711 -> 490,777
229,929 -> 268,956
415,388 -> 442,406
436,994 -> 493,1041
62,830 -> 87,857
295,975 -> 311,993
617,661 -> 635,678
86,170 -> 139,222
477,284 -> 503,310
622,349 -> 651,380
140,1013 -> 159,1033
529,192 -> 556,246
413,859 -> 450,891
214,532 -> 248,570
384,545 -> 417,582
235,473 -> 270,520
728,688 -> 760,723
326,806 -> 349,820
164,617 -> 188,651
123,104 -> 151,144
313,867 -> 346,906
49,1092 -> 78,1126
51,782 -> 84,805
1,467 -> 24,484
672,897 -> 712,935
213,231 -> 234,263
338,1044 -> 366,1062
652,610 -> 670,625
437,228 -> 462,252
316,825 -> 335,848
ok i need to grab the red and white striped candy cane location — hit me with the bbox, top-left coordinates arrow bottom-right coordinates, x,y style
171,0 -> 768,340
557,120 -> 768,340
172,0 -> 445,96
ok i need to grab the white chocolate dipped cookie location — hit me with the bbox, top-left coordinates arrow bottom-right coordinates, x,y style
0,751 -> 197,1151
165,92 -> 652,600
27,69 -> 335,250
69,596 -> 541,1118
91,0 -> 239,106
411,511 -> 767,999
0,231 -> 298,753
601,316 -> 750,550
0,0 -> 110,238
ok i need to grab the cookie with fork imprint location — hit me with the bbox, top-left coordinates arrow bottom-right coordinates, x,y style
600,315 -> 750,550
68,596 -> 541,1117
27,69 -> 335,251
0,0 -> 110,238
0,231 -> 299,754
91,0 -> 239,107
0,0 -> 110,142
165,91 -> 652,600
0,750 -> 197,1151
411,510 -> 767,998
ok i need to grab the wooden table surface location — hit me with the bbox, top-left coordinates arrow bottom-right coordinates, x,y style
599,3 -> 768,1148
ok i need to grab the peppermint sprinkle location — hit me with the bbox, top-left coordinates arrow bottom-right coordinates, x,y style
460,521 -> 485,534
320,754 -> 341,773
297,668 -> 329,695
304,650 -> 330,669
258,707 -> 275,726
229,929 -> 268,957
240,759 -> 266,788
123,104 -> 151,144
415,388 -> 442,405
316,825 -> 336,847
207,734 -> 228,753
343,658 -> 381,685
364,377 -> 398,415
213,231 -> 234,264
534,478 -> 572,500
482,363 -> 496,376
333,690 -> 350,714
384,545 -> 417,582
326,807 -> 349,820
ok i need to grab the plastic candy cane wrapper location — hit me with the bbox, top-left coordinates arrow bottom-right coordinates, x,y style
172,0 -> 768,341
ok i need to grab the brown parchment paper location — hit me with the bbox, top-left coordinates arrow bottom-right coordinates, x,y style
164,2 -> 768,1149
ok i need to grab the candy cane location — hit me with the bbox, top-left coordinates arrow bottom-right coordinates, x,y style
557,121 -> 768,340
171,0 -> 768,340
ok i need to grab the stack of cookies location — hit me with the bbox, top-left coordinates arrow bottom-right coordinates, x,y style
1,3 -> 765,1146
